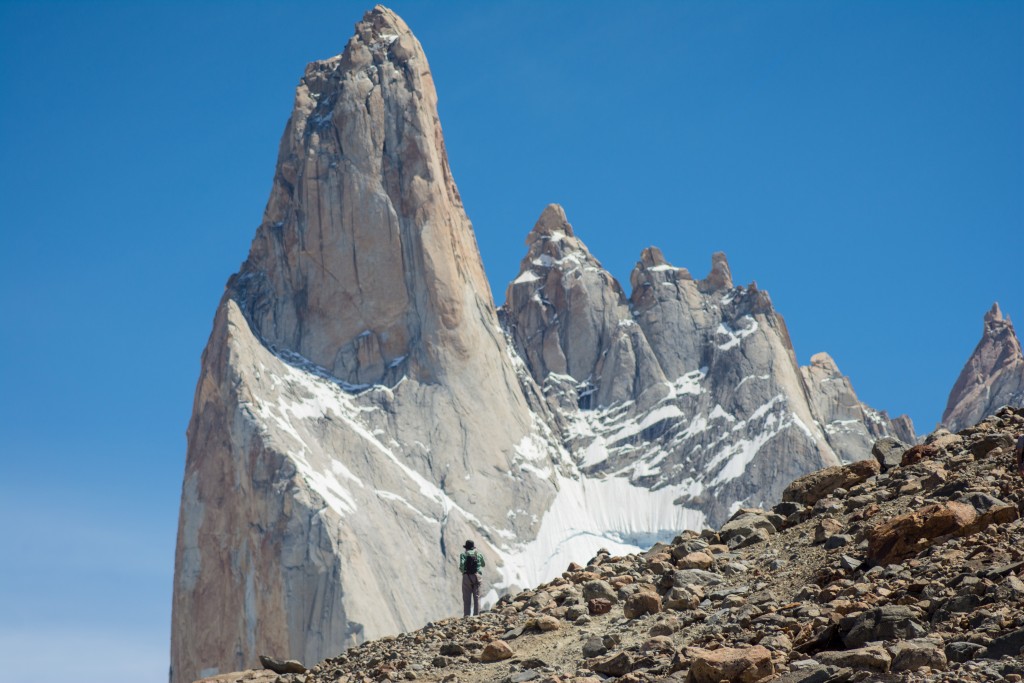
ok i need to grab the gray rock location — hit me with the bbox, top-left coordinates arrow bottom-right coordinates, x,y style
871,437 -> 906,471
816,646 -> 891,673
582,580 -> 618,604
945,641 -> 985,663
842,606 -> 929,648
719,512 -> 778,545
582,636 -> 608,658
981,626 -> 1024,659
824,534 -> 853,550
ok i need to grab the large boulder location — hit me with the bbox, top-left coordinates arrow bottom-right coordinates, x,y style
866,501 -> 978,565
782,459 -> 880,506
891,639 -> 947,672
481,640 -> 514,663
687,645 -> 774,683
871,437 -> 906,471
815,646 -> 891,673
841,606 -> 928,649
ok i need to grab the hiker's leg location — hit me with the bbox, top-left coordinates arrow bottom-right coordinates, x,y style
471,575 -> 481,615
461,574 -> 471,616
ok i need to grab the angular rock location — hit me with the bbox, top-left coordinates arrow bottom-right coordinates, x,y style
719,511 -> 778,545
623,592 -> 662,619
783,459 -> 880,507
981,626 -> 1024,660
687,644 -> 774,683
901,444 -> 940,466
582,580 -> 618,604
676,551 -> 714,570
590,651 -> 635,677
841,605 -> 928,648
481,640 -> 514,663
815,645 -> 891,673
582,636 -> 608,658
945,641 -> 985,663
866,501 -> 979,565
872,437 -> 906,471
890,638 -> 947,672
258,656 -> 307,675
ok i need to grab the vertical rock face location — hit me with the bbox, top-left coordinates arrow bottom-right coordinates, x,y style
943,303 -> 1024,432
172,8 -> 912,682
802,352 -> 916,454
171,8 -> 563,683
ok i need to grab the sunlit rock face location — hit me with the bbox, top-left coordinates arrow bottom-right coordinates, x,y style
943,303 -> 1024,432
171,7 -> 911,682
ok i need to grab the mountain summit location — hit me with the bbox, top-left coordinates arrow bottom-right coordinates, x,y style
172,7 -> 912,681
943,303 -> 1024,432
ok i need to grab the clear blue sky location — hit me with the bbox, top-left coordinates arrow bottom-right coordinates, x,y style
1,2 -> 1021,682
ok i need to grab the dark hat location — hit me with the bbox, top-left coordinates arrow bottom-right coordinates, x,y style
463,540 -> 475,550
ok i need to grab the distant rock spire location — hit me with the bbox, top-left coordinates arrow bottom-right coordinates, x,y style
701,251 -> 733,292
528,203 -> 575,240
943,302 -> 1024,431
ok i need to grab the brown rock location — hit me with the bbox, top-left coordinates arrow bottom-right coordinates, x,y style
623,592 -> 662,619
902,444 -> 939,466
258,655 -> 307,674
687,645 -> 774,683
481,640 -> 514,662
676,551 -> 714,570
588,598 -> 612,615
814,517 -> 844,544
783,459 -> 880,506
664,587 -> 700,611
537,615 -> 560,631
867,501 -> 979,565
591,651 -> 636,677
642,635 -> 676,654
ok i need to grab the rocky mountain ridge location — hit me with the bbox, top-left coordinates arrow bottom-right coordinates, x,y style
173,6 -> 917,682
199,407 -> 1024,683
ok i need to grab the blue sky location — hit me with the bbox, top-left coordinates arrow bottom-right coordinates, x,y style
1,2 -> 1021,682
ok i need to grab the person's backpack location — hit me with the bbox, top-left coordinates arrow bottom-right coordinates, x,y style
464,551 -> 479,575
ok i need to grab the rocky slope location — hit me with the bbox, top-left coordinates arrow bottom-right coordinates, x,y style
172,6 -> 912,682
943,304 -> 1024,433
204,407 -> 1024,683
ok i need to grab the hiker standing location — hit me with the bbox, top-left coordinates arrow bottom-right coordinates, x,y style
459,540 -> 485,616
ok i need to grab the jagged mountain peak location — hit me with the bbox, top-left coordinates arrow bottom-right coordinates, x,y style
808,351 -> 841,373
943,302 -> 1024,431
528,203 -> 576,240
986,301 -> 1006,324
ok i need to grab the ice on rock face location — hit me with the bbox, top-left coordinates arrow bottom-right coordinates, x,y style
492,473 -> 707,592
